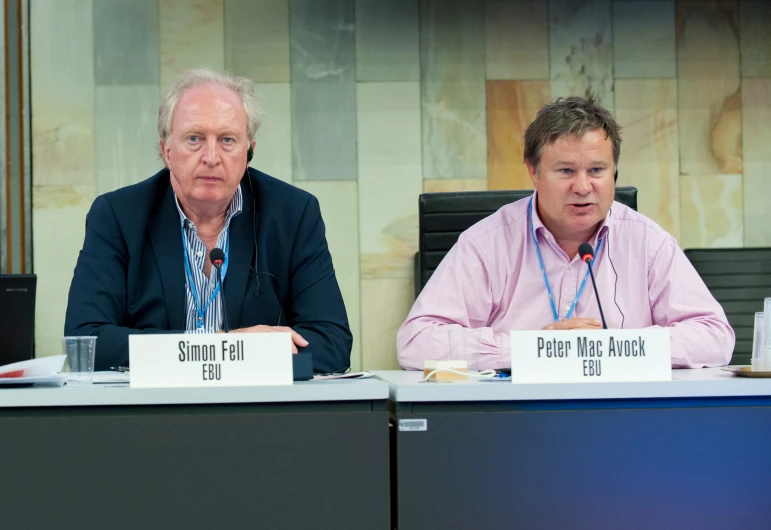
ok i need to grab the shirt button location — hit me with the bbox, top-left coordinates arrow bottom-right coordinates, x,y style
196,251 -> 203,257
568,265 -> 572,271
564,305 -> 571,312
210,283 -> 215,290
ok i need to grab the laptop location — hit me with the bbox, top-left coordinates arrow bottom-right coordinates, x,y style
0,274 -> 36,365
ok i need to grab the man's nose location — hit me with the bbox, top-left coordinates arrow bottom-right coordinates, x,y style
571,171 -> 594,194
201,139 -> 220,165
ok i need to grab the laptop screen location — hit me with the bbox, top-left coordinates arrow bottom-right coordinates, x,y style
0,274 -> 36,365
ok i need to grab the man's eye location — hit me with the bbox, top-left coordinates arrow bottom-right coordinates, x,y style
187,135 -> 201,142
221,137 -> 234,144
559,168 -> 572,174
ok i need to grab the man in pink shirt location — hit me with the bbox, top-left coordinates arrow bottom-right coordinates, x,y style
397,96 -> 734,371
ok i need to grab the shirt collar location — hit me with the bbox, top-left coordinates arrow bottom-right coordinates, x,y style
530,190 -> 612,246
174,184 -> 243,230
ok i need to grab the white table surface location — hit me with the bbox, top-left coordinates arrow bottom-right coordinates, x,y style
0,378 -> 389,408
374,368 -> 771,402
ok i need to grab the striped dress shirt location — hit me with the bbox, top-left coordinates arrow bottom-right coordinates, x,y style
174,187 -> 243,333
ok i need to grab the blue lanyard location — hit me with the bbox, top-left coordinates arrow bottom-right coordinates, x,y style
181,223 -> 229,329
528,198 -> 603,323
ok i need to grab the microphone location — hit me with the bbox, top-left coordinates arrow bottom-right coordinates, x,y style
578,242 -> 607,330
210,248 -> 229,333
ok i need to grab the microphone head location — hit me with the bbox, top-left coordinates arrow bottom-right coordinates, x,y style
578,242 -> 595,263
210,248 -> 225,267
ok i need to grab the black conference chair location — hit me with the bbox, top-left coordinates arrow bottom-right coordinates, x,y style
413,186 -> 638,298
684,248 -> 771,366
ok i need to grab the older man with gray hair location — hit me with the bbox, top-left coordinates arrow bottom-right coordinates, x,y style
397,96 -> 734,371
65,68 -> 352,374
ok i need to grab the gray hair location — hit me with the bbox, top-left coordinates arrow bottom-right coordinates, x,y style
158,68 -> 264,149
524,96 -> 621,172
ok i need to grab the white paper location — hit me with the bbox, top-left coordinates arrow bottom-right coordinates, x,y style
0,355 -> 66,378
92,371 -> 130,384
0,373 -> 67,387
313,371 -> 375,380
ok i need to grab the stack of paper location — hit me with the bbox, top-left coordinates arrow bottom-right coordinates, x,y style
312,371 -> 374,380
93,371 -> 130,384
0,355 -> 67,387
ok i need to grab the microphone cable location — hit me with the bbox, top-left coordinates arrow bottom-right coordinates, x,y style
607,208 -> 625,329
245,169 -> 285,327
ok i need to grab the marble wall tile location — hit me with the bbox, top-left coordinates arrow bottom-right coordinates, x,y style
742,79 -> 771,246
357,82 -> 422,279
485,0 -> 549,80
32,185 -> 97,356
290,0 -> 357,181
740,0 -> 771,78
615,79 -> 681,240
253,83 -> 292,183
613,0 -> 676,79
486,80 -> 550,191
421,0 -> 487,179
680,174 -> 743,249
30,0 -> 95,187
676,0 -> 742,176
293,181 -> 361,372
96,86 -> 162,195
160,0 -> 224,89
423,179 -> 488,193
549,0 -> 614,113
355,0 -> 419,82
361,279 -> 413,370
94,0 -> 159,85
224,0 -> 290,83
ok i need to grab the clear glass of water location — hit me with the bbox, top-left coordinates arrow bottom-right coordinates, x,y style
752,312 -> 765,371
61,336 -> 97,386
763,299 -> 771,371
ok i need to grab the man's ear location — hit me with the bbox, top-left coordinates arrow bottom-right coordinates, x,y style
526,160 -> 539,189
159,140 -> 171,166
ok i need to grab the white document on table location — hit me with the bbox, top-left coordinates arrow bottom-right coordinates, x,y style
0,355 -> 67,386
92,371 -> 130,384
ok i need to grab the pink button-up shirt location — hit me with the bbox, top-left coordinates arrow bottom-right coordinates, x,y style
397,195 -> 735,370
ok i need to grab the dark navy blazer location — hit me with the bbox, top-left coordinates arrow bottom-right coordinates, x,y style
64,168 -> 352,374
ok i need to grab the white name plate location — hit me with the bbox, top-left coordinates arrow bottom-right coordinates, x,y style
510,328 -> 671,384
129,333 -> 293,389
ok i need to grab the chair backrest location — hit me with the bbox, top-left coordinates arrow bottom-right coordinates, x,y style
414,187 -> 638,298
684,248 -> 771,366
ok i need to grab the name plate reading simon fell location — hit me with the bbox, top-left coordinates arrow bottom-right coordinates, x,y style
510,329 -> 672,384
129,333 -> 293,388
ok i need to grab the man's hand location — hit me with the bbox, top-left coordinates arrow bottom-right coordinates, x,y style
542,318 -> 603,331
230,325 -> 308,353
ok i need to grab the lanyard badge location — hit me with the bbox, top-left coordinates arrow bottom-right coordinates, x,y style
180,223 -> 229,329
528,198 -> 603,324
